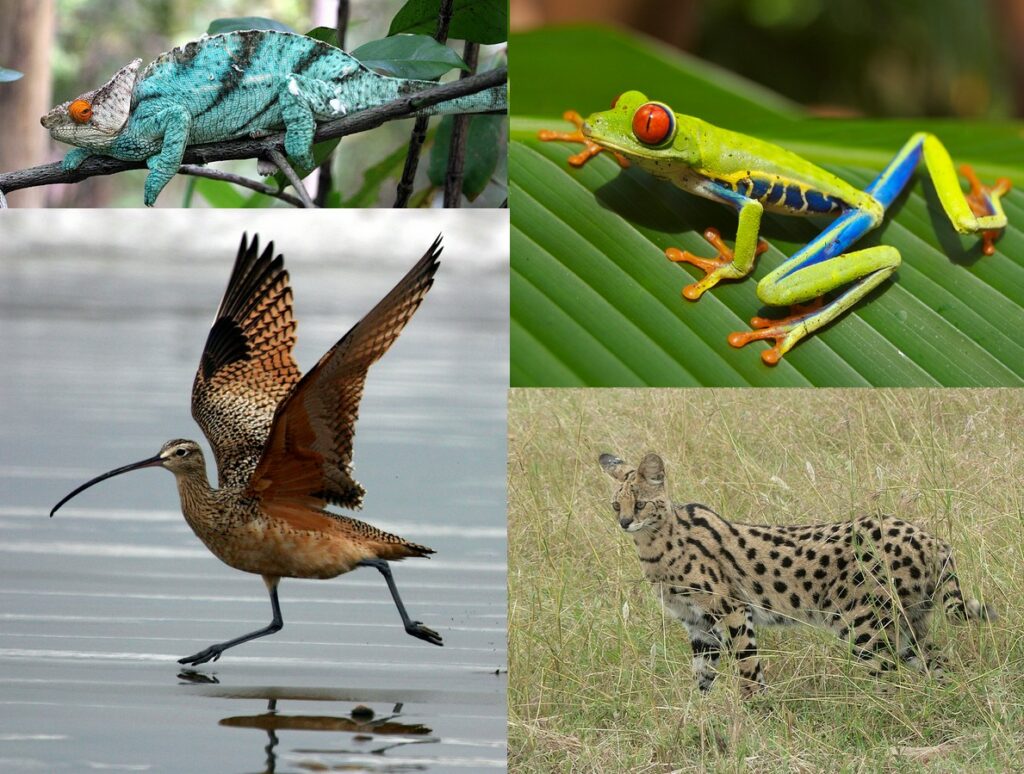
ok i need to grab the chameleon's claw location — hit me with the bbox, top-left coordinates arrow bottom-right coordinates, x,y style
667,228 -> 769,300
960,164 -> 1011,256
538,110 -> 629,168
729,299 -> 825,365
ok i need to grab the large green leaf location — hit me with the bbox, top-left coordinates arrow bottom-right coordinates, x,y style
389,0 -> 508,45
206,17 -> 294,34
510,26 -> 1024,387
350,34 -> 469,79
428,114 -> 504,200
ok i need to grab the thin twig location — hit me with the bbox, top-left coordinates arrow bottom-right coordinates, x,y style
394,0 -> 454,208
0,67 -> 505,198
316,0 -> 351,208
443,42 -> 479,207
0,189 -> 7,209
267,148 -> 314,208
178,164 -> 305,207
336,0 -> 350,47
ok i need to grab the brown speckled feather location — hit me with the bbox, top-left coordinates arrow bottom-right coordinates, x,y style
247,236 -> 442,510
192,234 -> 300,488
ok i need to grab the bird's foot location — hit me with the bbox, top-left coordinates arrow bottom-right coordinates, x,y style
178,645 -> 225,666
406,621 -> 443,646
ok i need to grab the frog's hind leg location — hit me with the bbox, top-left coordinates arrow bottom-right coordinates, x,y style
870,131 -> 1010,254
729,208 -> 900,365
728,128 -> 1009,365
729,246 -> 899,365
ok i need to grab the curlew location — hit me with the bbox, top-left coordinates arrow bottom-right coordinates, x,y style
51,234 -> 444,665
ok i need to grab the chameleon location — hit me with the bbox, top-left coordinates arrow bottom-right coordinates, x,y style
540,91 -> 1011,365
41,29 -> 508,205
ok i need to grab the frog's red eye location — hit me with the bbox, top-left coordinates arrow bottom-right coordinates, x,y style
69,99 -> 93,124
632,102 -> 674,145
610,93 -> 622,108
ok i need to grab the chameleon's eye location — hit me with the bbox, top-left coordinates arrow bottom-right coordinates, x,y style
69,99 -> 93,124
632,102 -> 674,146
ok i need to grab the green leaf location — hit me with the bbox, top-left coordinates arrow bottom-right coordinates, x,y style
305,26 -> 339,47
389,0 -> 508,44
194,176 -> 247,208
272,137 -> 341,188
428,114 -> 503,200
207,17 -> 294,35
351,34 -> 468,79
512,25 -> 796,127
510,26 -> 1024,387
0,67 -> 23,82
342,143 -> 410,207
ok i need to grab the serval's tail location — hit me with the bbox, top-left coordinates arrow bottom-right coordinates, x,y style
938,549 -> 996,622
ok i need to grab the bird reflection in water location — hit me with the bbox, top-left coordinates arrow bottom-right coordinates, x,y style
218,695 -> 435,773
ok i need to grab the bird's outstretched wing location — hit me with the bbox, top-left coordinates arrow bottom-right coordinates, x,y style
246,236 -> 442,509
192,234 -> 301,488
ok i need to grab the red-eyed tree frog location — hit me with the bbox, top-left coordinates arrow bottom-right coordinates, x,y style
539,91 -> 1011,365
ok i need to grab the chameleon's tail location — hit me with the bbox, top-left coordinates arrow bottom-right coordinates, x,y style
333,71 -> 506,121
410,84 -> 507,116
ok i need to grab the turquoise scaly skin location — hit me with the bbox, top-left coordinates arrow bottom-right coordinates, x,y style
41,30 -> 508,205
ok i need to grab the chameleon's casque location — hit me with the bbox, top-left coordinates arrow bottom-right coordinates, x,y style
42,30 -> 508,205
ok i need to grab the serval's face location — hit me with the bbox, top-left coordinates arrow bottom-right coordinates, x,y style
599,452 -> 669,533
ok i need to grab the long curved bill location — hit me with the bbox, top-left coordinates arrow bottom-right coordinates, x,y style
50,454 -> 164,517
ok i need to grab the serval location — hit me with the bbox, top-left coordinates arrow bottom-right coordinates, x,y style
600,452 -> 993,696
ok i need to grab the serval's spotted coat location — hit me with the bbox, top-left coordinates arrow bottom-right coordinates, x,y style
601,452 -> 993,696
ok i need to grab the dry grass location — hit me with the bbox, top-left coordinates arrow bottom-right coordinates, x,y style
508,389 -> 1024,772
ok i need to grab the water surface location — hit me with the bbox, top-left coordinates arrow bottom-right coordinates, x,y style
0,210 -> 509,772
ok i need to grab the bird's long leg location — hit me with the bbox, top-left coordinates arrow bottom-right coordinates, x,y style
178,576 -> 284,666
358,559 -> 443,646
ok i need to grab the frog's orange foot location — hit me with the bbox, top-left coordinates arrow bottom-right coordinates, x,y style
727,327 -> 790,366
538,110 -> 630,168
960,164 -> 1011,256
729,299 -> 823,366
666,228 -> 769,300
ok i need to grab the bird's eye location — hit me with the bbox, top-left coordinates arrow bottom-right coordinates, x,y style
175,448 -> 189,457
632,103 -> 675,146
612,501 -> 621,512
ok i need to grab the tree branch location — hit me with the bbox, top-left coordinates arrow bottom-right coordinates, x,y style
178,164 -> 305,206
0,67 -> 506,198
394,0 -> 454,208
266,148 -> 314,207
443,42 -> 480,207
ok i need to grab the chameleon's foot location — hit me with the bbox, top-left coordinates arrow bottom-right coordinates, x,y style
960,164 -> 1011,256
666,227 -> 769,300
538,110 -> 629,168
728,299 -> 824,366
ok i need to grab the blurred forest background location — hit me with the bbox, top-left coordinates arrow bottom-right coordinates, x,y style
0,0 -> 506,206
512,0 -> 1024,120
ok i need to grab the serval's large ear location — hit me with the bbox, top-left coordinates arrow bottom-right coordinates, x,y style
638,453 -> 665,486
599,453 -> 633,481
